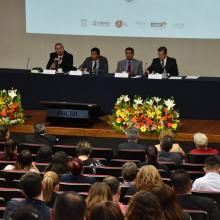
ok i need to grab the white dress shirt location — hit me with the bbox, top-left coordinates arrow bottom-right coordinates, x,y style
161,57 -> 167,67
192,172 -> 220,192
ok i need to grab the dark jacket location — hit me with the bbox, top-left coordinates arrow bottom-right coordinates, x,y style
60,174 -> 96,184
159,151 -> 182,165
147,57 -> 179,76
46,50 -> 73,72
177,194 -> 220,220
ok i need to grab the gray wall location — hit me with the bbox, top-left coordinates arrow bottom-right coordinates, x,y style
1,0 -> 220,76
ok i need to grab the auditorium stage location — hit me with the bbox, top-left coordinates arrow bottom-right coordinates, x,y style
9,110 -> 220,144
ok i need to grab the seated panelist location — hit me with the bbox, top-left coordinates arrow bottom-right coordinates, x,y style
46,43 -> 73,73
146,47 -> 179,76
116,47 -> 143,76
79,47 -> 108,75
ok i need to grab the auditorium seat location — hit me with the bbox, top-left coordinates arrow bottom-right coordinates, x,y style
95,166 -> 122,178
158,161 -> 176,171
184,210 -> 208,220
159,170 -> 171,178
188,171 -> 204,180
0,178 -> 6,188
188,153 -> 214,164
90,148 -> 113,161
0,142 -> 5,152
0,188 -> 23,202
53,145 -> 76,156
0,197 -> 5,207
116,150 -> 145,161
35,162 -> 49,172
110,159 -> 140,167
162,178 -> 172,186
0,160 -> 16,170
84,174 -> 108,182
0,207 -> 5,219
19,143 -> 47,154
83,166 -> 94,174
123,195 -> 132,205
59,182 -> 91,193
120,185 -> 130,202
180,163 -> 204,172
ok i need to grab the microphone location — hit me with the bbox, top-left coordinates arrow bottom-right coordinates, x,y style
27,57 -> 30,70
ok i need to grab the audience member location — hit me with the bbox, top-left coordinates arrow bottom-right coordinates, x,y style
126,165 -> 163,196
126,191 -> 163,220
159,135 -> 182,165
192,156 -> 220,191
76,141 -> 103,173
171,169 -> 220,220
139,145 -> 169,171
156,128 -> 185,156
86,182 -> 112,218
36,146 -> 53,163
0,126 -> 10,142
60,157 -> 96,184
118,127 -> 146,151
4,150 -> 39,172
151,184 -> 190,220
4,172 -> 51,220
1,138 -> 17,161
103,176 -> 126,214
25,122 -> 58,147
89,201 -> 124,220
189,133 -> 219,155
121,162 -> 138,186
54,192 -> 86,220
42,171 -> 60,208
46,151 -> 68,175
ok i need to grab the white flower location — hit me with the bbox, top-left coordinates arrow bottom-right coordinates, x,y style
134,97 -> 143,105
146,99 -> 154,106
164,99 -> 175,110
154,97 -> 161,103
116,95 -> 130,105
8,89 -> 17,99
123,95 -> 130,102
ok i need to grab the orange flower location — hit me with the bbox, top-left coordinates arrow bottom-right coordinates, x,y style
167,122 -> 172,127
1,112 -> 7,117
132,117 -> 137,123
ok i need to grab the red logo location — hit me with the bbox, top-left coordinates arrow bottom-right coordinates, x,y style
115,20 -> 123,28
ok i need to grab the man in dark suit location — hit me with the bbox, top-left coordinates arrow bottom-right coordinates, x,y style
79,47 -> 108,75
46,43 -> 73,72
118,127 -> 147,151
25,122 -> 58,148
171,169 -> 220,220
116,47 -> 143,76
146,46 -> 179,76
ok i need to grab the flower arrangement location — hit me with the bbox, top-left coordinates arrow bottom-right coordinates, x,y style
108,95 -> 180,134
0,89 -> 25,126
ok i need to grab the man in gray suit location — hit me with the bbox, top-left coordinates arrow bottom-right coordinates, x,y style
116,47 -> 143,76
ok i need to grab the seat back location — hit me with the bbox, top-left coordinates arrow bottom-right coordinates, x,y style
0,188 -> 23,202
59,182 -> 91,193
95,167 -> 122,178
188,171 -> 204,181
158,161 -> 176,171
19,143 -> 47,154
0,160 -> 16,170
84,174 -> 108,182
180,163 -> 204,172
90,148 -> 113,161
184,210 -> 208,220
53,145 -> 76,156
188,154 -> 214,164
117,150 -> 145,161
110,159 -> 140,167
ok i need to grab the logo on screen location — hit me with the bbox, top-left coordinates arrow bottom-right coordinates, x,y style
115,20 -> 123,28
93,20 -> 110,27
81,19 -> 88,27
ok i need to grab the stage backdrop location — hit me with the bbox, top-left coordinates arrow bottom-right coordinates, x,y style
1,0 -> 220,76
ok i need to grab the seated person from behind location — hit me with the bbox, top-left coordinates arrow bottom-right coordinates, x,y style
146,46 -> 179,76
79,47 -> 108,74
4,149 -> 39,173
171,169 -> 220,220
25,122 -> 58,148
155,128 -> 186,157
36,146 -> 53,163
4,172 -> 51,220
0,138 -> 18,161
190,132 -> 219,155
60,157 -> 96,184
0,126 -> 10,142
158,135 -> 182,165
76,141 -> 103,174
46,42 -> 73,72
121,162 -> 138,186
116,47 -> 143,76
192,156 -> 220,191
118,127 -> 147,151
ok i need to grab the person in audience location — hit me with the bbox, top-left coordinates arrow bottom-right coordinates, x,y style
1,138 -> 18,161
25,122 -> 58,148
45,151 -> 68,175
116,47 -> 143,76
42,171 -> 60,208
46,42 -> 74,72
139,145 -> 169,171
192,156 -> 220,191
0,126 -> 10,142
80,47 -> 109,74
8,205 -> 44,220
156,128 -> 185,157
76,140 -> 103,174
171,169 -> 220,220
151,184 -> 190,220
103,176 -> 126,214
4,172 -> 51,220
126,165 -> 163,196
118,127 -> 147,151
54,192 -> 86,220
126,191 -> 163,220
36,146 -> 53,163
158,135 -> 182,165
86,182 -> 113,218
189,133 -> 219,155
121,162 -> 138,186
4,150 -> 39,173
89,201 -> 124,220
60,157 -> 96,184
146,46 -> 179,76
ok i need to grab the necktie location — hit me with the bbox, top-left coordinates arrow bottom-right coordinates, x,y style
127,61 -> 132,74
161,60 -> 165,68
93,61 -> 97,72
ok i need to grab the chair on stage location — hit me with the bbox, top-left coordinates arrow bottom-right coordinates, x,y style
110,159 -> 140,167
53,145 -> 76,156
184,210 -> 208,220
59,182 -> 91,193
95,166 -> 122,178
90,148 -> 114,161
116,150 -> 145,161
